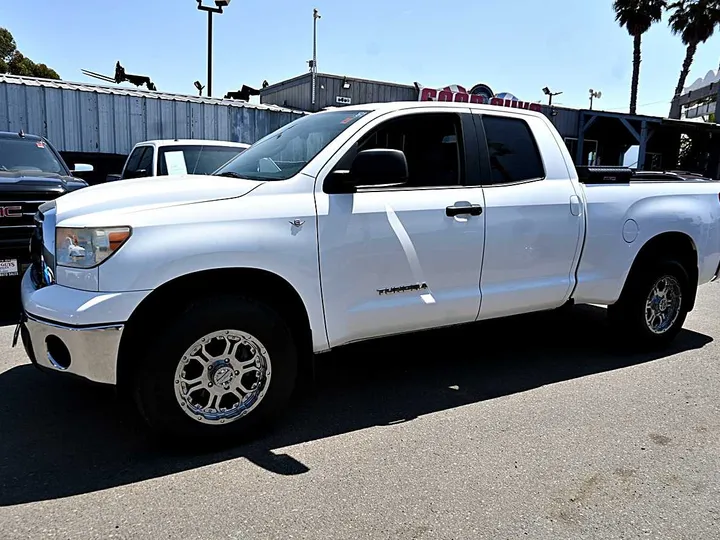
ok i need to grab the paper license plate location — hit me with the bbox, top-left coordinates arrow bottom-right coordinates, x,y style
0,259 -> 19,277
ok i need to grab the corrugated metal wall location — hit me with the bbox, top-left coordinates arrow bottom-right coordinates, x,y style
0,76 -> 306,155
541,106 -> 580,139
261,73 -> 418,111
260,74 -> 312,111
316,75 -> 417,109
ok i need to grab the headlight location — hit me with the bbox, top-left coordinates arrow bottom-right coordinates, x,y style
56,227 -> 132,268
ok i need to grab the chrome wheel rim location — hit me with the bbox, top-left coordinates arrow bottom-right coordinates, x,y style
174,330 -> 272,425
644,275 -> 682,335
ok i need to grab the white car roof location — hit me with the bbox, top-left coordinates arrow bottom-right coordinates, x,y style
134,139 -> 251,149
323,100 -> 548,120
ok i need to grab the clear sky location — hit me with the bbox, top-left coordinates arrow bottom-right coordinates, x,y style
2,0 -> 720,117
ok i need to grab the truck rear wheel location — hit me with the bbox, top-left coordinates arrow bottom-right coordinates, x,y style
133,295 -> 298,442
608,259 -> 689,349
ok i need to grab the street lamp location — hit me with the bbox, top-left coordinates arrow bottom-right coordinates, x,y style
196,0 -> 231,98
542,86 -> 562,107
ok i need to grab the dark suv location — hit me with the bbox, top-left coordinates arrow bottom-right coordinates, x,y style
0,131 -> 89,310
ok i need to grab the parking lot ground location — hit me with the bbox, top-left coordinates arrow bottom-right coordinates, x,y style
0,288 -> 719,540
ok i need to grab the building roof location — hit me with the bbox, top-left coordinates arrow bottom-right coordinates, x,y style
260,72 -> 416,93
682,68 -> 720,96
0,73 -> 306,115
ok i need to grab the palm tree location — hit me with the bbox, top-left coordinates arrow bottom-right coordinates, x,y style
613,0 -> 666,114
669,0 -> 720,97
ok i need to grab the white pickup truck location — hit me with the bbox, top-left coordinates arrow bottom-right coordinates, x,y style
109,139 -> 250,181
17,101 -> 720,441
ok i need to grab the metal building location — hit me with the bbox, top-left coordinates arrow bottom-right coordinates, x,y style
669,68 -> 720,120
0,73 -> 306,156
260,72 -> 417,112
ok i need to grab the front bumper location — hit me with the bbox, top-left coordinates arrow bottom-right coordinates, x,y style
19,269 -> 151,385
20,312 -> 123,385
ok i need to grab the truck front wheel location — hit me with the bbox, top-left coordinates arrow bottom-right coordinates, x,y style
608,259 -> 689,349
133,295 -> 298,442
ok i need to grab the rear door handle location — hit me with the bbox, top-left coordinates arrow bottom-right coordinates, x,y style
446,204 -> 483,217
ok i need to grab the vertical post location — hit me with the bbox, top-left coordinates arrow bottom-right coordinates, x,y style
576,112 -> 586,166
311,8 -> 320,111
638,121 -> 648,171
207,10 -> 213,98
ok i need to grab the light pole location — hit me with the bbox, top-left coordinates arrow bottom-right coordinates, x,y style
196,0 -> 231,98
589,89 -> 602,110
542,86 -> 562,107
310,8 -> 321,111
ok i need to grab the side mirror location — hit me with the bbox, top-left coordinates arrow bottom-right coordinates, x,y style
325,149 -> 409,194
71,163 -> 94,173
105,173 -> 122,182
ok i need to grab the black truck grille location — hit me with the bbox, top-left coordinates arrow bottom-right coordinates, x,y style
0,192 -> 58,267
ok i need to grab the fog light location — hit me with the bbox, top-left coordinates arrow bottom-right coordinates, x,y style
46,335 -> 71,370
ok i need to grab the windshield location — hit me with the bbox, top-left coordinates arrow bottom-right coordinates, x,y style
158,145 -> 247,176
0,138 -> 67,175
214,110 -> 370,181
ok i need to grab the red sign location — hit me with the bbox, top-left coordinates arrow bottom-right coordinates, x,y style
417,84 -> 543,113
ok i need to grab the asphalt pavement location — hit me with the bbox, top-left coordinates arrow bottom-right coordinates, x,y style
0,288 -> 719,539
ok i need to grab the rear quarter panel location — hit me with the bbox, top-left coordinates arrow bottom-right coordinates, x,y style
574,181 -> 720,304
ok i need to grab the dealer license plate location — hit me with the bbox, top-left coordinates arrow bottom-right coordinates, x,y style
0,259 -> 19,277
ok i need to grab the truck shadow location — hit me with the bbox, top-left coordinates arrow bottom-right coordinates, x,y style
0,305 -> 712,506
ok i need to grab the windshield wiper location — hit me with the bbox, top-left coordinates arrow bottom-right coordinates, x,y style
214,171 -> 270,181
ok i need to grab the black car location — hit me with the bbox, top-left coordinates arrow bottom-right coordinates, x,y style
0,131 -> 89,311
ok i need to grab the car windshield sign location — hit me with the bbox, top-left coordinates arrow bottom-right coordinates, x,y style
214,110 -> 370,181
0,138 -> 66,176
158,145 -> 247,176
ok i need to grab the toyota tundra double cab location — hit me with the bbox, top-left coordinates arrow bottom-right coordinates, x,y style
0,131 -> 88,311
17,101 -> 720,442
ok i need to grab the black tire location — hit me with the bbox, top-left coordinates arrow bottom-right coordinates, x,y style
133,295 -> 298,443
608,259 -> 690,349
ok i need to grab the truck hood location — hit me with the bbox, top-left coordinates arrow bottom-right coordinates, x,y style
0,171 -> 87,195
52,174 -> 264,226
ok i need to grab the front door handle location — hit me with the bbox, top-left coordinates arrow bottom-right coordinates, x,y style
446,204 -> 483,217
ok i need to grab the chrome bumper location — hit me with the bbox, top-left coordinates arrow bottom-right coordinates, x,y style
20,312 -> 123,385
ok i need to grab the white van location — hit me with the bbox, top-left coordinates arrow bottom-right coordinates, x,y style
110,139 -> 250,181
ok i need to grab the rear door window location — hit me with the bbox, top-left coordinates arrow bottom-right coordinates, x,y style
157,145 -> 247,176
481,115 -> 545,184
